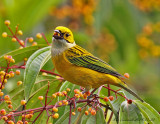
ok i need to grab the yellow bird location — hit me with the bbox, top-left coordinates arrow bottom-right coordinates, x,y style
51,26 -> 143,102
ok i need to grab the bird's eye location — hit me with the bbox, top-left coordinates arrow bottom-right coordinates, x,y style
66,33 -> 70,37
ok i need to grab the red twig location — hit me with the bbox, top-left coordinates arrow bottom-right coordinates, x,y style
103,86 -> 128,100
6,65 -> 62,77
41,33 -> 51,46
0,61 -> 10,89
69,104 -> 72,124
107,111 -> 113,124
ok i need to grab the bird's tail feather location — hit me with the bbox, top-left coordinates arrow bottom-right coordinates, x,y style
119,84 -> 144,102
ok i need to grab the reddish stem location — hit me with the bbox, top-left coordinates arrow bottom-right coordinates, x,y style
0,61 -> 10,89
7,65 -> 62,77
103,86 -> 128,100
41,33 -> 51,46
69,104 -> 72,124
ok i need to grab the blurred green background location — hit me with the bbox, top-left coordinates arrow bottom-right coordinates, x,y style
0,0 -> 160,111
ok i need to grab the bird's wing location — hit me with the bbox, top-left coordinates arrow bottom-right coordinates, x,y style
65,45 -> 123,78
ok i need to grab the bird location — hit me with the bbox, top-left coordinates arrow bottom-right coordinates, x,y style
51,26 -> 143,102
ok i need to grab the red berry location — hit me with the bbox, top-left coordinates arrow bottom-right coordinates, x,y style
109,96 -> 114,101
127,99 -> 132,104
77,107 -> 82,112
85,111 -> 89,115
103,97 -> 109,102
91,109 -> 96,115
124,73 -> 130,79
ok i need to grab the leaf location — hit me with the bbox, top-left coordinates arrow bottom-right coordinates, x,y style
119,101 -> 143,124
134,100 -> 160,124
24,46 -> 51,100
26,79 -> 62,124
100,90 -> 126,122
0,44 -> 47,67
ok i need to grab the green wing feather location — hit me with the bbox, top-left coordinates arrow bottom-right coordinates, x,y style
66,45 -> 123,78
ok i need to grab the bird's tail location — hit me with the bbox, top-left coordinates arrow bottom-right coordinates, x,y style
119,83 -> 144,102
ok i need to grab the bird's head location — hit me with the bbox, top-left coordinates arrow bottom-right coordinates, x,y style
51,26 -> 76,56
52,26 -> 75,45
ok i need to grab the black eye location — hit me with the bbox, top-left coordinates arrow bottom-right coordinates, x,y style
66,33 -> 70,37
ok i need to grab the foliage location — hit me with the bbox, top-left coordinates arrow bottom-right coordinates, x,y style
0,0 -> 160,123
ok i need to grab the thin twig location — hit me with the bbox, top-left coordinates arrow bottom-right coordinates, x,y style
41,33 -> 51,46
69,104 -> 72,124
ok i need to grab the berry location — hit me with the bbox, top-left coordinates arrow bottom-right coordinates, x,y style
17,81 -> 22,86
4,79 -> 7,83
2,116 -> 8,121
4,95 -> 10,100
74,89 -> 80,94
77,107 -> 82,112
4,55 -> 8,60
2,32 -> 7,37
9,71 -> 15,77
66,88 -> 70,92
19,46 -> 23,49
6,100 -> 12,104
62,100 -> 68,105
52,107 -> 58,112
103,97 -> 109,102
127,99 -> 132,104
0,71 -> 5,76
75,94 -> 80,98
58,102 -> 62,106
10,58 -> 15,63
24,58 -> 28,61
18,30 -> 23,35
15,70 -> 20,75
52,94 -> 56,98
124,73 -> 130,79
36,33 -> 42,39
8,104 -> 13,109
7,120 -> 14,124
42,72 -> 47,76
21,100 -> 26,105
85,111 -> 89,115
0,92 -> 4,96
4,20 -> 10,26
28,37 -> 34,43
109,96 -> 114,101
17,120 -> 23,124
62,91 -> 67,95
56,92 -> 62,96
0,109 -> 6,115
91,110 -> 96,115
88,107 -> 92,112
6,73 -> 11,78
12,38 -> 17,42
52,113 -> 59,119
38,96 -> 43,101
32,42 -> 37,46
24,121 -> 29,124
72,112 -> 76,116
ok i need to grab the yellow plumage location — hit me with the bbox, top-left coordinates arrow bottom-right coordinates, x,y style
52,45 -> 123,89
51,26 -> 143,102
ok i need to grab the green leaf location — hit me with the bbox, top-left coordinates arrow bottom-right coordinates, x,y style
119,101 -> 143,124
24,46 -> 51,100
0,44 -> 47,67
134,100 -> 160,124
26,79 -> 62,124
100,90 -> 126,122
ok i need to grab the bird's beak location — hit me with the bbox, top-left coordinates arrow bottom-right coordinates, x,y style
53,30 -> 63,39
